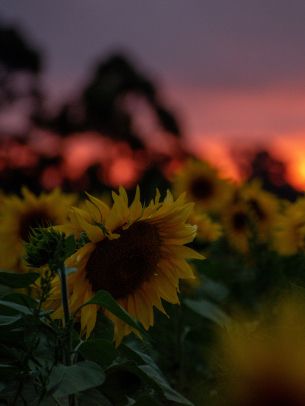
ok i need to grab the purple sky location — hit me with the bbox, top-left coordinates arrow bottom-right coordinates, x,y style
1,1 -> 305,146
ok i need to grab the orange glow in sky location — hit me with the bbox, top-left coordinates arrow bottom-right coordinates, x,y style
61,132 -> 305,191
271,135 -> 305,191
191,134 -> 305,192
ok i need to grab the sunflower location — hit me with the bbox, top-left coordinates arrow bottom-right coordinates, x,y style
0,187 -> 76,272
221,200 -> 252,253
214,295 -> 305,406
172,159 -> 233,213
240,180 -> 279,244
50,187 -> 203,345
273,198 -> 305,255
190,210 -> 222,243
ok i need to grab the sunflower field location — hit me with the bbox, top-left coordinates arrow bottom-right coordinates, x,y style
1,158 -> 305,405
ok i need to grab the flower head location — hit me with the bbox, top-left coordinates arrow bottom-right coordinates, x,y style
190,210 -> 222,243
221,200 -> 252,253
273,198 -> 305,255
50,187 -> 204,345
0,188 -> 76,272
172,159 -> 233,213
241,180 -> 279,244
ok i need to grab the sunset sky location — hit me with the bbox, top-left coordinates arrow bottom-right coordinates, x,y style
1,1 -> 305,189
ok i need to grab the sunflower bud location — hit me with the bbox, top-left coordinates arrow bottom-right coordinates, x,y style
25,228 -> 68,269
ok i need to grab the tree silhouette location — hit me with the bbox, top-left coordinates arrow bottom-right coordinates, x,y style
0,24 -> 186,196
0,23 -> 42,116
34,54 -> 182,150
248,150 -> 300,201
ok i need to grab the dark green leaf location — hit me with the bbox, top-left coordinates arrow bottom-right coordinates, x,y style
79,339 -> 117,367
137,365 -> 193,405
121,342 -> 153,365
201,276 -> 229,302
117,344 -> 193,406
82,290 -> 145,334
0,314 -> 22,327
0,271 -> 39,288
184,299 -> 230,326
78,389 -> 112,406
2,292 -> 37,309
47,361 -> 105,398
0,299 -> 33,315
0,364 -> 19,380
127,395 -> 162,405
64,235 -> 77,259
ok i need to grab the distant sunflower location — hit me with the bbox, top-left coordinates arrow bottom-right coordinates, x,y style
172,159 -> 233,213
215,295 -> 305,406
190,210 -> 222,243
241,180 -> 279,243
0,188 -> 76,272
273,199 -> 305,255
50,187 -> 203,345
221,201 -> 252,253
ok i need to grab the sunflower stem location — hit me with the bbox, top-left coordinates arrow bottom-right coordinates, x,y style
59,265 -> 77,406
59,265 -> 71,334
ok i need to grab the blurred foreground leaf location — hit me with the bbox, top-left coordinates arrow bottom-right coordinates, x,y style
0,271 -> 39,288
184,299 -> 230,326
47,361 -> 105,398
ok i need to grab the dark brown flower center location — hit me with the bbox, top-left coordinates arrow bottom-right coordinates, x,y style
190,176 -> 215,201
86,221 -> 161,299
232,211 -> 248,231
19,209 -> 55,242
248,198 -> 266,221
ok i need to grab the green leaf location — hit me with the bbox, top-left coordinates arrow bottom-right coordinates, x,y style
119,344 -> 193,406
64,235 -> 77,259
0,314 -> 22,327
0,271 -> 39,288
0,364 -> 19,380
121,342 -> 153,365
127,395 -> 162,405
201,276 -> 229,302
82,290 -> 145,334
78,389 -> 112,406
79,339 -> 117,367
0,299 -> 33,315
2,293 -> 37,309
47,361 -> 105,398
137,365 -> 193,405
184,299 -> 230,326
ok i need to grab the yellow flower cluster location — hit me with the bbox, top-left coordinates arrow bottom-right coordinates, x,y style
215,295 -> 305,405
172,158 -> 305,256
0,158 -> 304,345
0,186 -> 203,345
0,188 -> 76,273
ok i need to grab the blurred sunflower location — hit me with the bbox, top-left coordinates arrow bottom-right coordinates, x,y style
214,295 -> 305,406
190,210 -> 222,243
221,201 -> 252,253
0,188 -> 76,272
50,187 -> 203,345
172,159 -> 233,213
273,199 -> 305,255
241,180 -> 279,243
